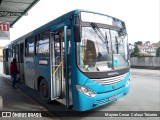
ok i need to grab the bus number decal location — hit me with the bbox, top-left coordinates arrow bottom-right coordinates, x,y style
38,59 -> 48,65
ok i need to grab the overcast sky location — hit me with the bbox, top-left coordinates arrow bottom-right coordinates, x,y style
0,0 -> 159,46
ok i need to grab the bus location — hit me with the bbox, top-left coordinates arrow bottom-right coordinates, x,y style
3,9 -> 130,111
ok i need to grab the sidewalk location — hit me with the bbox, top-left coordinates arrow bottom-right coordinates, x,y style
0,74 -> 59,120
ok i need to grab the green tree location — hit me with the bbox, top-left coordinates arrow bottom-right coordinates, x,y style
134,41 -> 142,46
134,45 -> 140,53
131,45 -> 140,57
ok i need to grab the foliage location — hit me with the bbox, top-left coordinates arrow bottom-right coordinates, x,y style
131,45 -> 140,57
134,41 -> 142,46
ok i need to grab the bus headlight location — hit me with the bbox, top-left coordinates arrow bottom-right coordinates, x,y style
76,85 -> 96,97
125,80 -> 130,87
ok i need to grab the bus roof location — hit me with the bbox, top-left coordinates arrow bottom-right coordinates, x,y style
5,9 -> 124,48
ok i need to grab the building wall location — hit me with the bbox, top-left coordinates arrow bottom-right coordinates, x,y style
130,57 -> 160,69
138,43 -> 160,56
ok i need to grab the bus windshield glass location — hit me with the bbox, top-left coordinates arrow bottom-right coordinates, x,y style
77,25 -> 129,72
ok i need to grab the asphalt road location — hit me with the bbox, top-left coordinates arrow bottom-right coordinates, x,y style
0,62 -> 159,120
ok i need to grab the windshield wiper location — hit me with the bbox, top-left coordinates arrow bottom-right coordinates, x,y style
90,23 -> 106,43
90,22 -> 109,53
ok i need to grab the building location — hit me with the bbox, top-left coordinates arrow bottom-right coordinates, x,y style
0,46 -> 3,62
138,42 -> 160,56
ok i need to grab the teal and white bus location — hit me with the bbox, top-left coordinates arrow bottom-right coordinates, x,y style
3,9 -> 130,111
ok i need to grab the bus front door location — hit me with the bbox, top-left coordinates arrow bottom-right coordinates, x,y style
50,32 -> 63,100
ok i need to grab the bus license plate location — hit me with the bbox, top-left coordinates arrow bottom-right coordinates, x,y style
108,95 -> 117,101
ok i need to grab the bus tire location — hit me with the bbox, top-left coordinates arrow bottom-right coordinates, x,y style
39,79 -> 50,103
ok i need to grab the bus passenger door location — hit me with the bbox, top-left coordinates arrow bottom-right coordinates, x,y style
50,32 -> 63,100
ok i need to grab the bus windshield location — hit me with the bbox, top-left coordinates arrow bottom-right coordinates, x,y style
77,25 -> 129,72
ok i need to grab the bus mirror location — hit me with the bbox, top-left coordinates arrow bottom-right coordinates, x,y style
74,25 -> 81,42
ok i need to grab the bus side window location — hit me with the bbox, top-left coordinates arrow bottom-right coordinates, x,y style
20,43 -> 24,63
13,45 -> 19,62
8,47 -> 12,58
36,30 -> 50,56
25,36 -> 35,57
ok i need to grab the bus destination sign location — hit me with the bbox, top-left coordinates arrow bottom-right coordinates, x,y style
0,21 -> 10,40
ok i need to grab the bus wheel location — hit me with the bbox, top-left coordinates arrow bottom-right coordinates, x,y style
39,79 -> 50,103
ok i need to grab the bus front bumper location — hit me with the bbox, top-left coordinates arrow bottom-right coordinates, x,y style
76,84 -> 130,111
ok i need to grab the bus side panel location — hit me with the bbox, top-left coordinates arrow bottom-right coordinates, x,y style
34,57 -> 51,91
3,61 -> 9,75
3,60 -> 6,74
19,63 -> 24,83
24,57 -> 35,89
7,57 -> 13,75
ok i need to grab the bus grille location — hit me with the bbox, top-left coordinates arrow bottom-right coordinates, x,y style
92,73 -> 127,85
